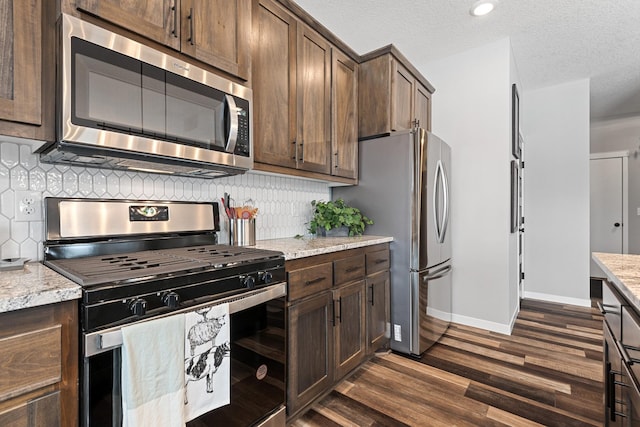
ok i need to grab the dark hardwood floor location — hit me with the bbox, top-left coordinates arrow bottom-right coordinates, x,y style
291,299 -> 603,427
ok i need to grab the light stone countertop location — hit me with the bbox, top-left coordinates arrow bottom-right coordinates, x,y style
253,235 -> 393,260
0,236 -> 393,314
0,262 -> 82,314
592,252 -> 640,311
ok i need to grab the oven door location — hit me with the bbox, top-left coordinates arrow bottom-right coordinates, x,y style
82,283 -> 286,427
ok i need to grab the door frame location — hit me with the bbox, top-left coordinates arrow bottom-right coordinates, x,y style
590,150 -> 629,254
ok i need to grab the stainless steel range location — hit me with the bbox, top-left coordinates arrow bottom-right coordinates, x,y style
43,198 -> 286,427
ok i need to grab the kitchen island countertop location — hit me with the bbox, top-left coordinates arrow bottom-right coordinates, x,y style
0,262 -> 81,314
593,252 -> 640,312
254,235 -> 393,260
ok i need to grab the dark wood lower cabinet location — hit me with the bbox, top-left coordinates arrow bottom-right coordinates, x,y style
333,281 -> 366,380
367,271 -> 389,353
286,243 -> 390,420
287,292 -> 334,415
0,301 -> 78,427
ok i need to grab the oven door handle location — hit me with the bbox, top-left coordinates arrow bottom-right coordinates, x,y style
85,282 -> 286,357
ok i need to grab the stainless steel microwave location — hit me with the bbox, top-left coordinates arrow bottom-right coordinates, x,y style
38,14 -> 253,178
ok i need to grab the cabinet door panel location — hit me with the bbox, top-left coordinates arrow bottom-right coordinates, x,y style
367,271 -> 390,353
297,25 -> 331,174
391,60 -> 413,132
0,325 -> 61,401
0,0 -> 41,125
0,391 -> 61,427
253,0 -> 297,168
77,0 -> 180,50
415,82 -> 431,131
181,0 -> 250,80
334,281 -> 366,380
288,292 -> 333,414
332,50 -> 358,179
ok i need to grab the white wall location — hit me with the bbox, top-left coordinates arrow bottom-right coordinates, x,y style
422,38 -> 518,333
591,116 -> 640,254
522,79 -> 591,306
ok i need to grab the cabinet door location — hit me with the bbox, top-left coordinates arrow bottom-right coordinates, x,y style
415,81 -> 431,131
333,281 -> 366,380
332,49 -> 358,179
252,0 -> 297,169
391,59 -> 414,132
0,391 -> 61,427
296,24 -> 331,174
288,292 -> 334,415
181,0 -> 250,80
76,0 -> 180,50
367,271 -> 390,353
0,0 -> 41,126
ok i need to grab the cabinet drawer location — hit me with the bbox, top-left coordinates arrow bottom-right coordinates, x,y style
366,248 -> 390,275
622,306 -> 640,382
288,262 -> 333,301
0,325 -> 62,401
334,255 -> 365,286
602,280 -> 624,340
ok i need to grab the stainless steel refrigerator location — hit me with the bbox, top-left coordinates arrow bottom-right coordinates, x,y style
334,128 -> 452,357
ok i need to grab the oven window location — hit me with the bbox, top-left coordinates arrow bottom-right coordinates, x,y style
71,37 -> 231,153
187,298 -> 286,426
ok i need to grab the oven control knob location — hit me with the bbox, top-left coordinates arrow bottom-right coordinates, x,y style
241,275 -> 256,289
259,271 -> 273,284
162,292 -> 180,309
129,299 -> 147,316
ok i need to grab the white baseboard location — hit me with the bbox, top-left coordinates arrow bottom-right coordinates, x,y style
450,311 -> 516,335
523,291 -> 591,308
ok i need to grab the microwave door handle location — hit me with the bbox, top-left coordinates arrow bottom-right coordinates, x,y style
224,94 -> 239,153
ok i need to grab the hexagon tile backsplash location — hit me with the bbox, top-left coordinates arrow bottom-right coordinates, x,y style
0,139 -> 331,261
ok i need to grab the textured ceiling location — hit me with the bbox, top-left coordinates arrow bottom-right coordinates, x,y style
293,0 -> 640,121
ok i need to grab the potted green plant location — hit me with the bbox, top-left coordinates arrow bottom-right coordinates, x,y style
308,199 -> 373,237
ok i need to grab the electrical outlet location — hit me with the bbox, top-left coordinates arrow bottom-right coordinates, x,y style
15,191 -> 43,222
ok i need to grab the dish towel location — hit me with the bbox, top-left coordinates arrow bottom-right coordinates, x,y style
184,302 -> 231,422
121,314 -> 186,427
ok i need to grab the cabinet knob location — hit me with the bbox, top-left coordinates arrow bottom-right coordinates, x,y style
614,222 -> 621,227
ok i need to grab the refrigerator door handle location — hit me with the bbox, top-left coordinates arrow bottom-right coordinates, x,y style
433,161 -> 443,243
440,160 -> 450,243
422,265 -> 452,282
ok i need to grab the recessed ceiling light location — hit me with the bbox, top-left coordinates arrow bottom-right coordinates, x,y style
470,0 -> 497,17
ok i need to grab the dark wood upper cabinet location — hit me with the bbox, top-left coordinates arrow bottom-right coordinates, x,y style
0,0 -> 55,140
296,23 -> 331,175
252,0 -> 297,169
76,0 -> 180,50
332,49 -> 358,179
359,45 -> 435,139
252,0 -> 358,185
76,0 -> 250,80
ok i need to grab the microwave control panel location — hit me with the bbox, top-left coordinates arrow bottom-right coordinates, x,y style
234,97 -> 250,157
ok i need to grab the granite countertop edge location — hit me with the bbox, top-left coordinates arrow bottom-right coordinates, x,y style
0,236 -> 394,314
0,262 -> 82,314
592,252 -> 640,312
253,235 -> 394,260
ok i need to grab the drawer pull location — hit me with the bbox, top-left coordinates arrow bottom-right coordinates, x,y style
305,277 -> 326,286
345,266 -> 361,273
374,259 -> 387,265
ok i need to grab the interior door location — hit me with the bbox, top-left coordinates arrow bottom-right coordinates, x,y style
590,156 -> 625,276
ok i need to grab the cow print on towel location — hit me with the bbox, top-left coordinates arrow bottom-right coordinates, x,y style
184,303 -> 231,421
